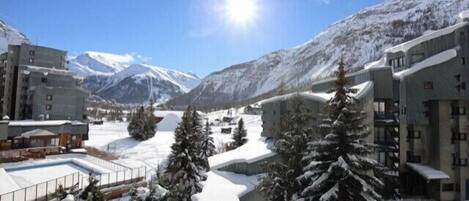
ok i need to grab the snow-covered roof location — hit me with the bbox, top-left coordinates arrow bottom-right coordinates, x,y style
192,170 -> 260,201
393,48 -> 457,79
0,168 -> 20,194
459,10 -> 469,21
23,65 -> 75,76
260,91 -> 333,105
406,162 -> 449,180
8,120 -> 87,126
385,22 -> 468,53
15,129 -> 57,139
261,81 -> 373,105
364,57 -> 387,70
209,138 -> 275,170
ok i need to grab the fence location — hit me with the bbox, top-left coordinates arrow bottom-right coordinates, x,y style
0,166 -> 146,201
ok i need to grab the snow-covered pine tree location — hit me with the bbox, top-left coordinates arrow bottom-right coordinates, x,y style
231,118 -> 247,148
200,121 -> 216,170
165,107 -> 204,201
79,174 -> 104,201
128,106 -> 157,141
190,107 -> 207,171
298,61 -> 383,201
258,95 -> 313,201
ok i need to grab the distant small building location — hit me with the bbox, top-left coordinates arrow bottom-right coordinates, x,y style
0,120 -> 88,151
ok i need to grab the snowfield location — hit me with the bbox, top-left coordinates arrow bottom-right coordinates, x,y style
87,110 -> 265,170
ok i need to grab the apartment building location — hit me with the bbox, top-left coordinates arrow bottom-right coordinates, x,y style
260,13 -> 469,201
0,43 -> 88,121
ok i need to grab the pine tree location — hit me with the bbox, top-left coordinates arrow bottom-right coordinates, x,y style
258,95 -> 313,201
165,107 -> 204,201
200,121 -> 216,170
128,106 -> 157,141
297,61 -> 384,201
231,118 -> 247,148
190,107 -> 206,171
79,174 -> 104,201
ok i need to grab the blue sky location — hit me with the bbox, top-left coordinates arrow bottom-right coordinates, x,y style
1,0 -> 382,77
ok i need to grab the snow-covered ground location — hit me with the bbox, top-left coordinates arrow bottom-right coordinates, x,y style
86,110 -> 263,170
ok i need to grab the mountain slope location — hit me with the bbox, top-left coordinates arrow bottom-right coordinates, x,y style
0,20 -> 30,53
69,52 -> 201,104
167,0 -> 469,107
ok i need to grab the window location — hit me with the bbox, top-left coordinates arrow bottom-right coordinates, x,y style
46,95 -> 52,101
374,101 -> 386,114
378,152 -> 386,165
442,183 -> 455,192
407,126 -> 421,140
407,151 -> 421,163
41,77 -> 47,83
424,81 -> 433,89
452,130 -> 467,143
462,57 -> 466,65
29,50 -> 35,56
375,127 -> 386,143
455,74 -> 461,82
46,104 -> 52,111
453,154 -> 468,167
29,58 -> 34,63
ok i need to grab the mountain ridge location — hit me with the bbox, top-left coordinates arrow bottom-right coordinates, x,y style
167,0 -> 469,108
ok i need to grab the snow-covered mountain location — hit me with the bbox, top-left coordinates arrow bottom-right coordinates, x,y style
69,52 -> 201,104
0,20 -> 30,53
68,51 -> 133,77
167,0 -> 469,107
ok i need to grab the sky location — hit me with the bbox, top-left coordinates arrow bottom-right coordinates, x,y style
1,0 -> 383,77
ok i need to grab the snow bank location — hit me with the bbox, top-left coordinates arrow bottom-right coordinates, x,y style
393,49 -> 457,79
192,170 -> 260,201
386,22 -> 468,53
0,168 -> 20,194
157,113 -> 181,132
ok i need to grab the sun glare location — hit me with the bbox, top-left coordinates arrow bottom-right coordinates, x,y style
225,0 -> 257,25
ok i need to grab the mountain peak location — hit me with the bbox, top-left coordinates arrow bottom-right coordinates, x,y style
167,0 -> 469,108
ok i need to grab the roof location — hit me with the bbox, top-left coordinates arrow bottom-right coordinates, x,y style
192,170 -> 260,201
385,22 -> 468,53
261,81 -> 373,105
459,10 -> 469,20
407,162 -> 450,180
9,120 -> 72,127
23,65 -> 75,77
14,129 -> 57,139
393,48 -> 457,79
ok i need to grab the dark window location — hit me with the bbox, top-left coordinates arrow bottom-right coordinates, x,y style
41,77 -> 47,83
29,50 -> 35,56
407,151 -> 421,163
452,130 -> 467,143
46,104 -> 52,111
442,183 -> 455,192
462,82 -> 467,90
455,74 -> 461,82
453,154 -> 468,166
46,95 -> 52,101
424,81 -> 433,89
462,57 -> 466,65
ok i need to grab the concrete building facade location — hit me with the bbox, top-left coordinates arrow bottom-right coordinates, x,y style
259,15 -> 469,201
0,43 -> 88,121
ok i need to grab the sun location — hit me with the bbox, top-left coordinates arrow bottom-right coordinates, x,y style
225,0 -> 258,25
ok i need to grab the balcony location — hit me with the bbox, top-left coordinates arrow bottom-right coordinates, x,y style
374,112 -> 399,125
